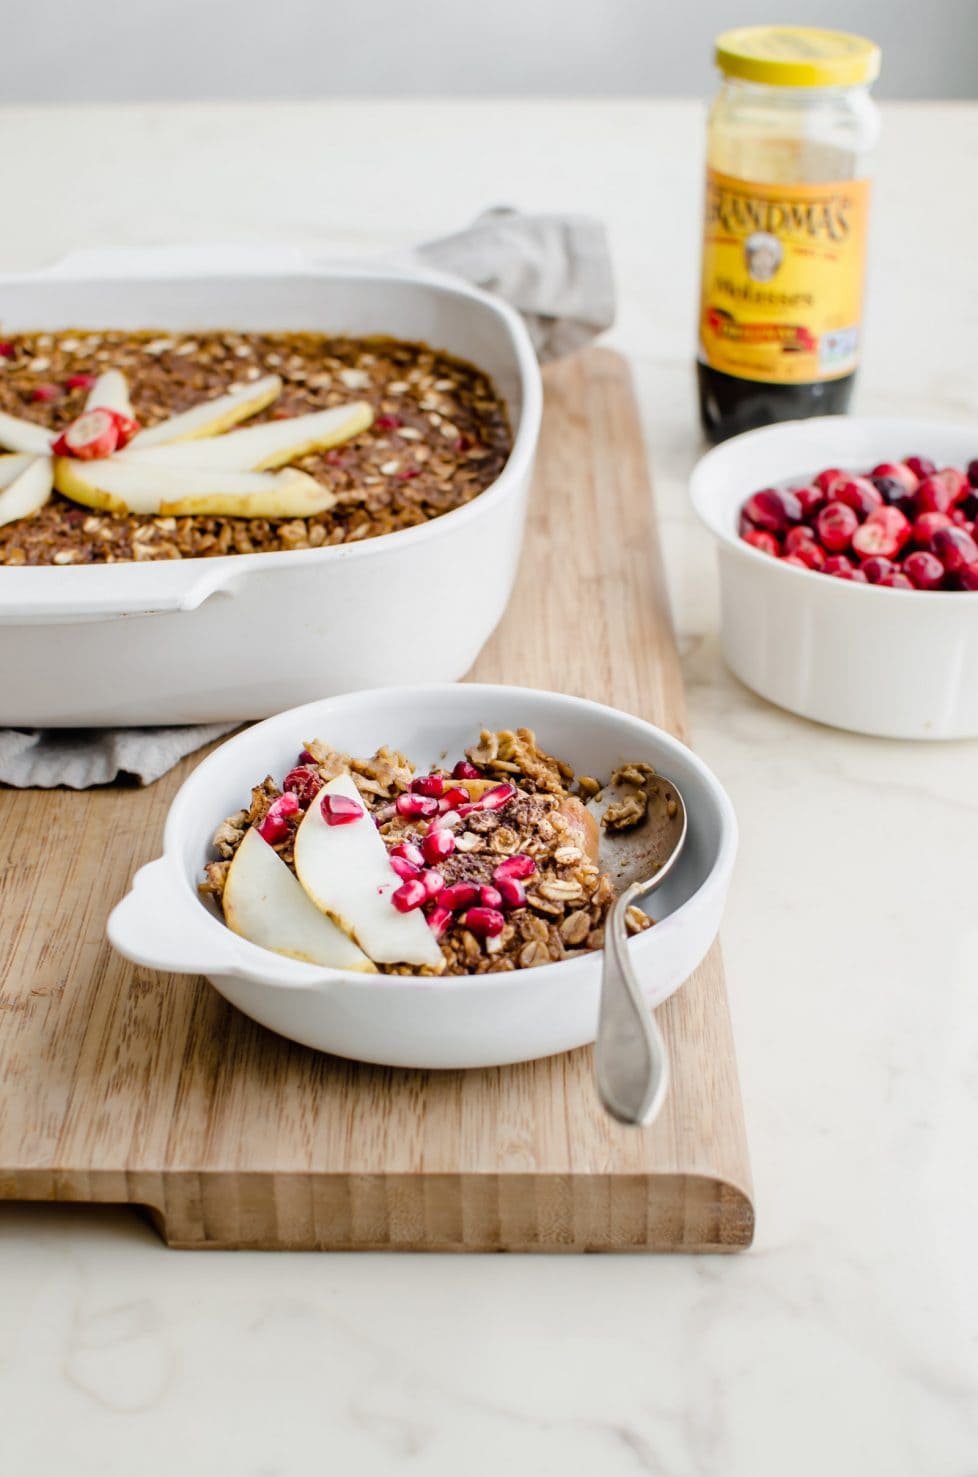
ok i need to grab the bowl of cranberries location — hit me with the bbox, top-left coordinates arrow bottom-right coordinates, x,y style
691,416 -> 978,739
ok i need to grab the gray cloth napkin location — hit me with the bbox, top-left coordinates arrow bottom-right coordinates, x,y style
0,209 -> 615,789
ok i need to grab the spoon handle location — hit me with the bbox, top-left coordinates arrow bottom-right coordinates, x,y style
594,884 -> 670,1126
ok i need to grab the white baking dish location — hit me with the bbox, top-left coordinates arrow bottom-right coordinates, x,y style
107,684 -> 737,1070
692,415 -> 978,740
0,246 -> 542,726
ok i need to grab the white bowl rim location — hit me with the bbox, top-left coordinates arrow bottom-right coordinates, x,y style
691,413 -> 978,602
164,683 -> 738,994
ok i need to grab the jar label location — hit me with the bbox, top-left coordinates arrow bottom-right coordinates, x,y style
698,168 -> 871,384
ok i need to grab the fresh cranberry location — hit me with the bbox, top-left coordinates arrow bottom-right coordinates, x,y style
742,529 -> 780,557
915,475 -> 955,515
951,507 -> 971,527
912,511 -> 952,547
968,459 -> 978,488
780,555 -> 809,569
257,792 -> 301,843
396,792 -> 439,819
0,342 -> 14,359
859,555 -> 895,584
437,882 -> 480,911
496,876 -> 528,909
282,764 -> 323,807
833,476 -> 883,519
462,907 -> 506,938
390,854 -> 421,881
903,551 -> 945,590
392,878 -> 427,912
814,467 -> 846,494
452,760 -> 482,780
493,854 -> 537,882
784,526 -> 815,555
872,476 -> 915,515
391,840 -> 425,868
853,506 -> 911,559
815,501 -> 859,552
871,461 -> 918,494
905,455 -> 937,480
831,567 -> 869,582
793,485 -> 825,520
822,554 -> 854,576
31,383 -> 61,402
877,572 -> 914,589
955,563 -> 978,590
932,525 -> 978,573
792,540 -> 826,571
320,792 -> 364,826
423,828 -> 455,864
410,773 -> 444,798
957,494 -> 978,521
935,467 -> 970,503
742,487 -> 802,532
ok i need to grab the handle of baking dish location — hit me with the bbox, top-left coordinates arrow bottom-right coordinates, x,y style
0,561 -> 243,625
107,857 -> 331,987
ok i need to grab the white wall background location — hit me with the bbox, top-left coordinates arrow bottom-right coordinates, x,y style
5,0 -> 977,102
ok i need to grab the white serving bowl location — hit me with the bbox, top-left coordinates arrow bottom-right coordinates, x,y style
691,415 -> 978,740
0,246 -> 541,726
108,684 -> 737,1069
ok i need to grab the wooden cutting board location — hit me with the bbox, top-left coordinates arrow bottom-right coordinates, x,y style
0,349 -> 753,1251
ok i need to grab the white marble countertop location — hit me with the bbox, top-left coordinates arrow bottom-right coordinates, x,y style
1,100 -> 977,1476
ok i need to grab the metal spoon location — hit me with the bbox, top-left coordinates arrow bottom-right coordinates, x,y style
592,772 -> 688,1126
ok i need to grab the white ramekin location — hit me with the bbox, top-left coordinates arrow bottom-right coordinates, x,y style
107,684 -> 738,1070
691,415 -> 978,740
0,246 -> 542,726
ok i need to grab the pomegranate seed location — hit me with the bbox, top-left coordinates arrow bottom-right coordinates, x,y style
496,876 -> 527,909
390,854 -> 421,881
320,792 -> 364,826
437,882 -> 480,911
325,449 -> 347,466
462,907 -> 506,938
439,786 -> 469,811
742,529 -> 780,556
814,467 -> 846,494
65,372 -> 97,391
915,475 -> 955,515
832,476 -> 883,519
423,828 -> 455,863
742,487 -> 802,532
877,572 -> 913,589
428,905 -> 453,939
968,459 -> 978,488
871,461 -> 918,494
51,408 -> 119,461
374,413 -> 402,430
257,792 -> 301,843
932,525 -> 978,573
30,383 -> 61,402
859,555 -> 895,584
793,485 -> 825,519
478,783 -> 516,812
822,554 -> 854,576
905,455 -> 936,480
815,501 -> 858,553
493,853 -> 536,882
411,773 -> 444,797
452,760 -> 482,779
421,868 -> 445,899
480,884 -> 503,910
395,467 -> 420,481
391,840 -> 425,868
903,551 -> 945,589
105,409 -> 140,449
282,764 -> 323,807
913,511 -> 952,546
298,748 -> 315,764
396,792 -> 439,819
955,562 -> 978,590
392,878 -> 427,912
0,342 -> 14,359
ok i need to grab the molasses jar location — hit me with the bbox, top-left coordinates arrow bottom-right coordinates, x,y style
697,26 -> 880,442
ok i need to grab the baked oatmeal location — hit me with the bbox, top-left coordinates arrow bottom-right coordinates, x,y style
0,330 -> 511,566
201,729 -> 656,976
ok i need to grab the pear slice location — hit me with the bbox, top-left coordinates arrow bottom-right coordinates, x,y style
222,826 -> 374,972
53,456 -> 336,518
0,455 -> 54,528
0,411 -> 54,455
85,369 -> 133,418
123,401 -> 373,472
127,375 -> 282,449
294,773 -> 446,971
0,453 -> 36,489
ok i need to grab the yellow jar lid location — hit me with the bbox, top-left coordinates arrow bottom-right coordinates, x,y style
716,26 -> 880,88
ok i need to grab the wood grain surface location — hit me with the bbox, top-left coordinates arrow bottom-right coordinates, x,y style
0,348 -> 753,1251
